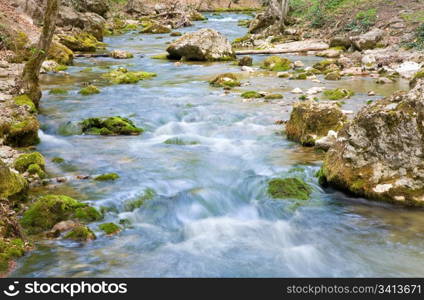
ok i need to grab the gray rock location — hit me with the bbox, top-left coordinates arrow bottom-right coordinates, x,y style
350,28 -> 385,50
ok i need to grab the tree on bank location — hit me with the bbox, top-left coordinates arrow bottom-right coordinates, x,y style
250,0 -> 290,35
19,0 -> 60,108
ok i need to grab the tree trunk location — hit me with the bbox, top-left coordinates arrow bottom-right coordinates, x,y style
20,0 -> 60,108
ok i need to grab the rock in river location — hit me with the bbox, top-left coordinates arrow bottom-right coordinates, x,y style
166,28 -> 235,61
320,79 -> 424,206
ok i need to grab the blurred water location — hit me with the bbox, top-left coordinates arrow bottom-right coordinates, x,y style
12,13 -> 423,278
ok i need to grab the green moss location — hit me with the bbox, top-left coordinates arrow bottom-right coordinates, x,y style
151,53 -> 170,60
52,157 -> 64,164
94,173 -> 120,181
261,56 -> 293,71
74,206 -> 103,222
0,160 -> 28,201
0,238 -> 26,273
102,67 -> 157,84
267,178 -> 312,200
49,88 -> 68,95
265,94 -> 283,100
323,88 -> 354,100
99,223 -> 121,235
325,71 -> 341,80
59,32 -> 104,52
14,152 -> 45,173
13,95 -> 36,113
64,225 -> 96,241
123,188 -> 155,212
209,73 -> 241,88
290,73 -> 308,80
47,41 -> 74,65
54,65 -> 68,72
27,164 -> 47,179
79,85 -> 101,95
241,91 -> 263,99
313,59 -> 336,71
410,68 -> 424,88
140,23 -> 171,34
21,195 -> 99,234
6,116 -> 40,147
81,116 -> 143,136
315,167 -> 327,186
164,138 -> 198,145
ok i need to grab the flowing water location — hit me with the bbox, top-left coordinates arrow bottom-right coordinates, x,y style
12,13 -> 424,277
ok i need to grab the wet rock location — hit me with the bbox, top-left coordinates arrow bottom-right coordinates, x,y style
99,222 -> 121,235
140,22 -> 171,34
238,56 -> 253,66
285,101 -> 347,146
21,195 -> 102,234
166,28 -> 235,61
320,79 -> 424,206
261,56 -> 292,71
64,225 -> 96,241
267,178 -> 312,200
350,28 -> 385,50
80,116 -> 144,136
209,73 -> 240,88
94,173 -> 120,181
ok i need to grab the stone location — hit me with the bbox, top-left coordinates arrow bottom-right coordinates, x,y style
329,36 -> 351,49
320,79 -> 424,206
317,49 -> 343,58
110,50 -> 134,59
166,28 -> 235,61
209,73 -> 240,88
395,61 -> 422,79
350,28 -> 385,50
291,88 -> 303,94
294,60 -> 304,68
285,101 -> 347,146
0,159 -> 27,201
238,56 -> 253,66
315,130 -> 338,151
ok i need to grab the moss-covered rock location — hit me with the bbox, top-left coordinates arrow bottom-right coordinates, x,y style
0,160 -> 28,201
140,22 -> 171,34
241,91 -> 263,99
79,85 -> 101,95
94,173 -> 120,181
27,164 -> 47,179
110,50 -> 134,59
21,195 -> 102,234
325,71 -> 341,81
290,73 -> 308,80
4,116 -> 40,147
321,81 -> 424,206
59,32 -> 104,52
151,53 -> 170,60
14,152 -> 45,173
123,188 -> 155,212
47,41 -> 74,65
64,225 -> 96,242
13,95 -> 36,113
0,238 -> 26,273
313,59 -> 337,72
189,10 -> 207,21
410,68 -> 424,89
265,93 -> 283,100
52,157 -> 64,164
285,101 -> 347,146
267,178 -> 312,200
261,56 -> 292,71
209,73 -> 240,88
102,67 -> 157,84
99,222 -> 120,235
49,88 -> 68,95
323,88 -> 354,100
80,116 -> 143,136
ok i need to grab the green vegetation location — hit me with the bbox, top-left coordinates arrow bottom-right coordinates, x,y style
64,225 -> 96,241
27,164 -> 47,179
404,24 -> 424,50
123,188 -> 156,212
79,85 -> 101,95
52,157 -> 65,164
13,95 -> 36,113
0,238 -> 26,272
14,152 -> 45,173
261,56 -> 292,72
267,178 -> 312,200
241,91 -> 263,99
21,195 -> 102,234
164,138 -> 198,145
80,116 -> 144,136
99,223 -> 121,235
323,88 -> 354,100
265,94 -> 283,100
94,173 -> 120,181
49,88 -> 68,95
209,73 -> 241,88
102,67 -> 157,84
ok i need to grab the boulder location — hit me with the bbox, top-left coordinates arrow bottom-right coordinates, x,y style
78,0 -> 109,17
329,35 -> 352,49
320,79 -> 424,206
285,101 -> 347,146
350,28 -> 385,50
166,29 -> 235,61
110,50 -> 134,59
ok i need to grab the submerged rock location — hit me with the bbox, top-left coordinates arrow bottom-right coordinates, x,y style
80,116 -> 143,136
320,79 -> 424,206
79,85 -> 101,95
261,56 -> 292,72
285,101 -> 347,146
99,222 -> 121,235
209,73 -> 240,88
94,173 -> 120,181
64,225 -> 96,242
241,91 -> 263,99
166,28 -> 235,61
102,67 -> 156,84
268,178 -> 312,200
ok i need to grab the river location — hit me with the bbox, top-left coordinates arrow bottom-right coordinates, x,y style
12,13 -> 424,277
